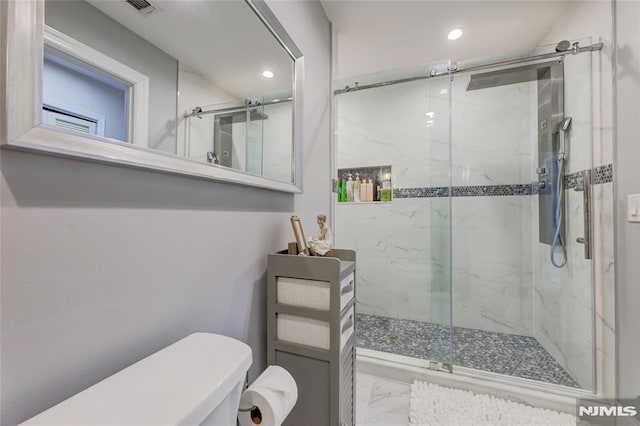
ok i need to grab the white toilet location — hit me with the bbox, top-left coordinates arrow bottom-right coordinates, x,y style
21,333 -> 252,425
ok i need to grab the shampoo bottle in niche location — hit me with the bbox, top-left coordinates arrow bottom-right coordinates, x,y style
362,178 -> 370,202
361,178 -> 370,202
360,177 -> 368,202
374,177 -> 381,201
353,173 -> 361,202
346,173 -> 353,202
367,178 -> 374,202
380,177 -> 392,202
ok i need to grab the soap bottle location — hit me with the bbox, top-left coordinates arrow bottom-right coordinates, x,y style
361,178 -> 369,202
374,177 -> 381,201
381,178 -> 392,202
346,173 -> 353,202
339,177 -> 346,202
367,178 -> 374,202
364,178 -> 372,202
336,177 -> 343,202
353,173 -> 361,202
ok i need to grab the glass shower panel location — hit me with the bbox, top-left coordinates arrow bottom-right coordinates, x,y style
449,41 -> 594,390
533,40 -> 595,391
334,62 -> 453,370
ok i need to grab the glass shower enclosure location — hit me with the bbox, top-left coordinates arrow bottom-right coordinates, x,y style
333,41 -> 597,391
334,62 -> 454,371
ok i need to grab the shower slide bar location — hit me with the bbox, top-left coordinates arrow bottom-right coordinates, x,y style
334,41 -> 603,95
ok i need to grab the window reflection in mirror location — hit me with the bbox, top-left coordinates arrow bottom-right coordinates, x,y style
43,47 -> 129,141
43,0 -> 296,184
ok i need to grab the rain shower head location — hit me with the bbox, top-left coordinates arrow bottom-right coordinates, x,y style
466,61 -> 556,91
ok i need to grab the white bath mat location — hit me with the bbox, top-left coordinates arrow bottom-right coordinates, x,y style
409,381 -> 576,426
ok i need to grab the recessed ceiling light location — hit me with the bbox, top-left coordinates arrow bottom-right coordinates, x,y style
448,29 -> 463,41
262,70 -> 274,78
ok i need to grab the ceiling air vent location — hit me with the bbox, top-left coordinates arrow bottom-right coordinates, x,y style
125,0 -> 161,17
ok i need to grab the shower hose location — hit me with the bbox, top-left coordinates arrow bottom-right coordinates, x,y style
550,157 -> 567,268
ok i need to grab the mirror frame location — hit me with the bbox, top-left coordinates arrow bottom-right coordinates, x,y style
1,0 -> 304,193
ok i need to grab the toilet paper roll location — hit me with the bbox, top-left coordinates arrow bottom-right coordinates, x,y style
238,366 -> 298,426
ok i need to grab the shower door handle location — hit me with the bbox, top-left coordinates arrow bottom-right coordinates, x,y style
576,170 -> 592,260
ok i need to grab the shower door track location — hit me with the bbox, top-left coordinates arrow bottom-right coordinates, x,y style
356,349 -> 598,414
334,42 -> 603,95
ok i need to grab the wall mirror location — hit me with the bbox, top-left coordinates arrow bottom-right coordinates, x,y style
2,0 -> 304,192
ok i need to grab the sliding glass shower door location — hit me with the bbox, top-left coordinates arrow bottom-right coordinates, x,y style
448,41 -> 596,390
333,63 -> 453,371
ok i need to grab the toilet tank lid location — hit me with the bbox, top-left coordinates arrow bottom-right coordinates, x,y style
21,333 -> 252,426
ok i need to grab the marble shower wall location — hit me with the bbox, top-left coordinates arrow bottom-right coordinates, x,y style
336,77 -> 451,189
335,76 -> 452,326
530,50 -> 599,391
537,2 -> 616,394
335,72 -> 536,335
450,76 -> 534,335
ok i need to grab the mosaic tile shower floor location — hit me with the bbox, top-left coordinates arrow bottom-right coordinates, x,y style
356,313 -> 580,388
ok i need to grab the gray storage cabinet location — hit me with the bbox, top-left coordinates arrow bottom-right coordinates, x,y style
267,249 -> 356,426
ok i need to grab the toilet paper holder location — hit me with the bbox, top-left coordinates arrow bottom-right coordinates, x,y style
239,372 -> 258,413
238,406 -> 258,412
237,365 -> 297,426
238,405 -> 262,425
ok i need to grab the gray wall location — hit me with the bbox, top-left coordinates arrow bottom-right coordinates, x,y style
45,0 -> 178,153
266,1 -> 333,225
614,0 -> 640,409
0,2 -> 331,425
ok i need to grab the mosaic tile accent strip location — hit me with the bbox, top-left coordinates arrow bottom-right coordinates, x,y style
565,163 -> 613,189
592,163 -> 613,185
451,184 -> 534,197
564,171 -> 584,190
394,187 -> 450,198
356,313 -> 580,388
389,163 -> 613,199
394,184 -> 535,199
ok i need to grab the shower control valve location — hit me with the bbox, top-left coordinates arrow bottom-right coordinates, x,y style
536,167 -> 547,176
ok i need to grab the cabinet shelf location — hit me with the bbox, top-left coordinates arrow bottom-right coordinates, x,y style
267,249 -> 356,426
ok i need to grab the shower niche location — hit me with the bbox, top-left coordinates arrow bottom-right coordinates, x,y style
335,165 -> 393,203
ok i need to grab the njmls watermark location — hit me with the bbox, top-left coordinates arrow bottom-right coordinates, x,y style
577,397 -> 639,425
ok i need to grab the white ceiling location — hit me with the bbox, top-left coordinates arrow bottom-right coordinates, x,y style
321,0 -> 573,79
88,0 -> 293,100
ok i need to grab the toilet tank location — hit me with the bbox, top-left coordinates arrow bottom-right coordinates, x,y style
20,333 -> 252,425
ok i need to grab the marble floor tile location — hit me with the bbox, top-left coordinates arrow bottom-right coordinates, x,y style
356,373 -> 410,426
356,313 -> 579,388
355,373 -> 375,422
